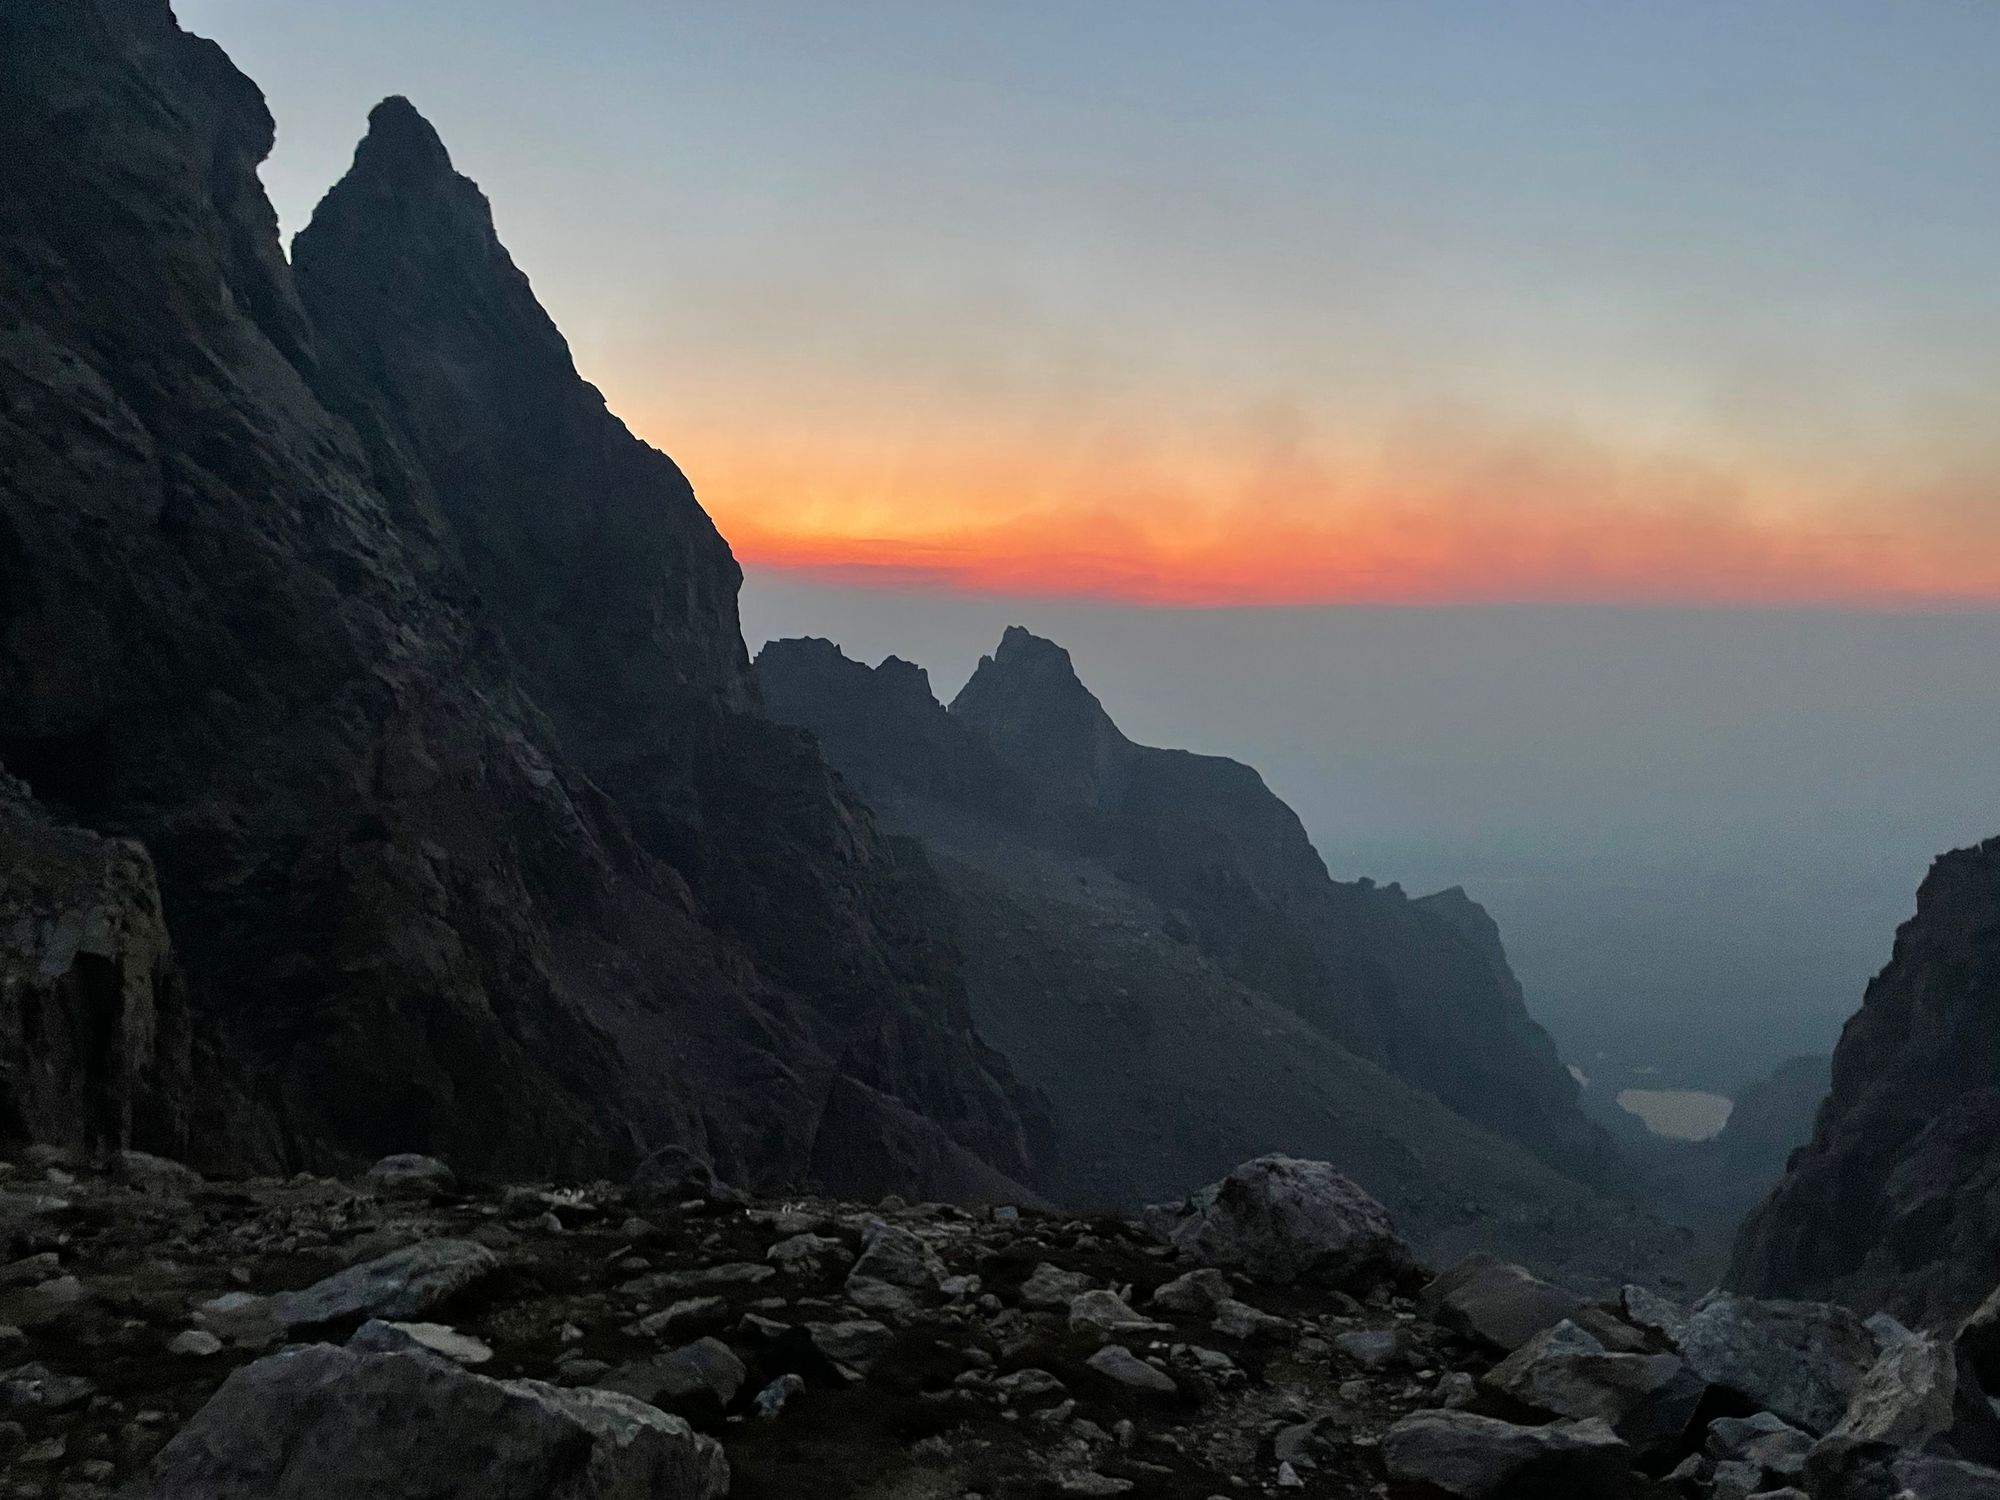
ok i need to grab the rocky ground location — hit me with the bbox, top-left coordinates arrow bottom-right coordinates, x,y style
2,1149 -> 1996,1499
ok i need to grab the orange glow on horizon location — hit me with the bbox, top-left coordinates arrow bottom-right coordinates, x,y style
640,405 -> 2000,608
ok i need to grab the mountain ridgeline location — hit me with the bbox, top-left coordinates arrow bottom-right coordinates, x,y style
753,635 -> 1680,1283
759,630 -> 1617,1184
0,0 -> 1044,1200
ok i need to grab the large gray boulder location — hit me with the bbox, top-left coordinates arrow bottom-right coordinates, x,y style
1829,1330 -> 2000,1464
127,1343 -> 727,1499
1144,1156 -> 1413,1290
1381,1409 -> 1635,1498
1481,1319 -> 1705,1461
1679,1294 -> 1879,1434
1421,1254 -> 1635,1355
267,1239 -> 500,1330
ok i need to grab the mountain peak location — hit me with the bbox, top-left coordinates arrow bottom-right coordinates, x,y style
352,96 -> 454,183
951,627 -> 1131,810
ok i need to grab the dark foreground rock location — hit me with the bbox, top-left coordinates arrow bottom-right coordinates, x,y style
4,1148 -> 2000,1500
130,1344 -> 728,1500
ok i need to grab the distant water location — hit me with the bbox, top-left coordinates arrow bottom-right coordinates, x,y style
1617,1087 -> 1733,1141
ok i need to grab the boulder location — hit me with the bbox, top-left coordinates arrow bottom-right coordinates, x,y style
348,1320 -> 494,1367
363,1155 -> 456,1198
1381,1410 -> 1635,1498
1084,1345 -> 1178,1397
267,1239 -> 499,1330
847,1218 -> 944,1291
1481,1319 -> 1706,1461
1150,1268 -> 1229,1314
1679,1294 -> 1879,1435
1829,1331 -> 2000,1464
1705,1412 -> 1813,1487
1620,1283 -> 1689,1347
598,1337 -> 746,1414
126,1344 -> 726,1499
1211,1298 -> 1292,1342
1068,1290 -> 1166,1337
805,1319 -> 896,1371
1145,1156 -> 1413,1291
1021,1263 -> 1096,1308
1421,1254 -> 1591,1355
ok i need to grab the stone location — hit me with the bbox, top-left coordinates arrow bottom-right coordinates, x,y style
267,1239 -> 499,1330
1381,1410 -> 1635,1499
1021,1263 -> 1096,1308
805,1319 -> 896,1371
1481,1319 -> 1707,1461
1705,1412 -> 1813,1485
168,1330 -> 223,1358
1620,1283 -> 1689,1347
767,1233 -> 851,1274
0,1361 -> 96,1413
1144,1156 -> 1413,1291
994,1368 -> 1066,1400
363,1155 -> 456,1198
1068,1290 -> 1166,1337
754,1372 -> 804,1418
1211,1298 -> 1291,1342
0,1274 -> 85,1330
1085,1345 -> 1178,1397
348,1319 -> 494,1366
126,1343 -> 727,1498
1420,1254 -> 1590,1355
1435,1371 -> 1477,1408
1828,1330 -> 2000,1464
628,1297 -> 729,1340
1150,1268 -> 1230,1314
598,1337 -> 746,1413
1679,1294 -> 1880,1434
848,1217 -> 944,1290
845,1275 -> 922,1324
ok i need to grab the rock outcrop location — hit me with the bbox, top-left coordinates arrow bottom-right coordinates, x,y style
0,778 -> 188,1157
1734,839 -> 2000,1326
760,630 -> 1619,1190
0,2 -> 1042,1194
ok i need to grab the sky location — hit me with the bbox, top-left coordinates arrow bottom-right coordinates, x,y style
186,0 -> 2000,607
180,2 -> 2000,1092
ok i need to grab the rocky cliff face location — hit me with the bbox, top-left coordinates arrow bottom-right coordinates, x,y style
1734,839 -> 2000,1327
764,629 -> 1617,1191
0,0 -> 1042,1196
0,777 -> 189,1156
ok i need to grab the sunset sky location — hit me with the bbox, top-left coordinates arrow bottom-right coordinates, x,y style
186,0 -> 2000,606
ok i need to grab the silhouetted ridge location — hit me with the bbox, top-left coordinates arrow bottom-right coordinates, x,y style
1734,837 -> 2000,1324
0,5 -> 1046,1198
760,632 -> 1625,1196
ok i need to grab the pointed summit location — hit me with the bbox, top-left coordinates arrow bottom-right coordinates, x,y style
951,627 -> 1133,810
351,96 -> 455,184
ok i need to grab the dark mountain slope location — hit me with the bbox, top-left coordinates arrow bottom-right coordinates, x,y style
0,1 -> 1042,1196
943,628 -> 1615,1186
754,638 -> 1687,1284
1734,838 -> 2000,1326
